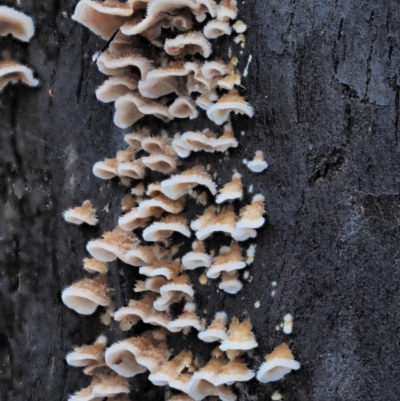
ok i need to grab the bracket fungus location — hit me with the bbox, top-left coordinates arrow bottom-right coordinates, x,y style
246,150 -> 268,172
165,32 -> 212,58
92,157 -> 119,180
138,195 -> 185,217
217,0 -> 238,21
142,214 -> 191,242
114,93 -> 172,128
114,293 -> 170,330
215,173 -> 243,203
95,74 -> 139,103
149,350 -> 194,387
154,274 -> 194,311
124,244 -> 164,266
198,311 -> 228,343
139,260 -> 181,280
256,343 -> 300,383
97,51 -> 154,78
63,200 -> 98,226
203,19 -> 231,39
218,270 -> 243,294
83,258 -> 109,275
0,61 -> 39,92
168,96 -> 199,119
72,0 -> 138,40
161,166 -> 217,200
207,242 -> 245,279
0,6 -> 35,42
220,318 -> 258,351
167,302 -> 205,333
118,208 -> 151,231
86,227 -> 138,262
66,335 -> 107,367
207,92 -> 254,125
236,194 -> 266,229
105,331 -> 169,377
191,206 -> 237,240
182,240 -> 211,270
142,154 -> 179,174
62,275 -> 112,315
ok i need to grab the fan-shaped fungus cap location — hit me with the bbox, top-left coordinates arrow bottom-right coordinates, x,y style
114,92 -> 172,128
114,293 -> 170,330
141,132 -> 171,154
172,135 -> 192,158
191,206 -> 237,241
142,214 -> 191,242
97,51 -> 154,78
66,335 -> 107,367
201,60 -> 227,80
217,0 -> 238,21
83,258 -> 109,275
87,227 -> 138,262
218,271 -> 243,294
118,208 -> 151,231
216,173 -> 243,204
124,244 -> 164,266
72,0 -> 137,40
139,260 -> 181,280
247,150 -> 268,173
217,72 -> 241,91
154,274 -> 194,312
117,159 -> 146,180
198,311 -> 228,342
167,302 -> 204,333
105,331 -> 168,377
142,154 -> 178,175
95,74 -> 139,103
207,92 -> 254,125
220,318 -> 258,351
145,276 -> 169,293
213,122 -> 238,152
165,32 -> 212,58
0,61 -> 39,92
168,97 -> 199,119
236,194 -> 266,229
91,374 -> 130,397
161,166 -> 217,200
62,275 -> 112,315
256,343 -> 300,383
138,61 -> 190,98
207,242 -> 245,279
124,128 -> 149,150
0,6 -> 34,41
93,157 -> 118,179
232,20 -> 247,33
64,200 -> 98,226
182,241 -> 211,270
149,350 -> 193,386
138,195 -> 185,218
146,182 -> 164,197
203,19 -> 231,39
215,357 -> 255,386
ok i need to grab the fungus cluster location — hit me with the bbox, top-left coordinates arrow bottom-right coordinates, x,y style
62,0 -> 300,400
0,7 -> 39,92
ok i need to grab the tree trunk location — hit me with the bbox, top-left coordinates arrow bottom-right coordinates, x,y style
1,0 -> 400,400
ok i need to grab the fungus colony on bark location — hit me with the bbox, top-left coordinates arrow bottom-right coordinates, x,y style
60,0 -> 300,400
0,6 -> 39,92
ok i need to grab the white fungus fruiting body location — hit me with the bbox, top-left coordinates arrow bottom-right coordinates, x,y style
256,343 -> 300,383
247,150 -> 268,172
0,61 -> 39,92
283,313 -> 293,334
63,200 -> 98,226
0,6 -> 35,41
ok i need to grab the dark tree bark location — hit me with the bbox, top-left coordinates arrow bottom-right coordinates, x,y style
1,1 -> 400,400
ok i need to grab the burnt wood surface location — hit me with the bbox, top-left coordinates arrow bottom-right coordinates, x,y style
1,1 -> 400,400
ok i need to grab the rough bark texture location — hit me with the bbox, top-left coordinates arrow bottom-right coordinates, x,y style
1,1 -> 400,400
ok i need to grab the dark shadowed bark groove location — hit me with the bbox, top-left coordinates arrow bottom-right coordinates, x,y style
1,1 -> 400,400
